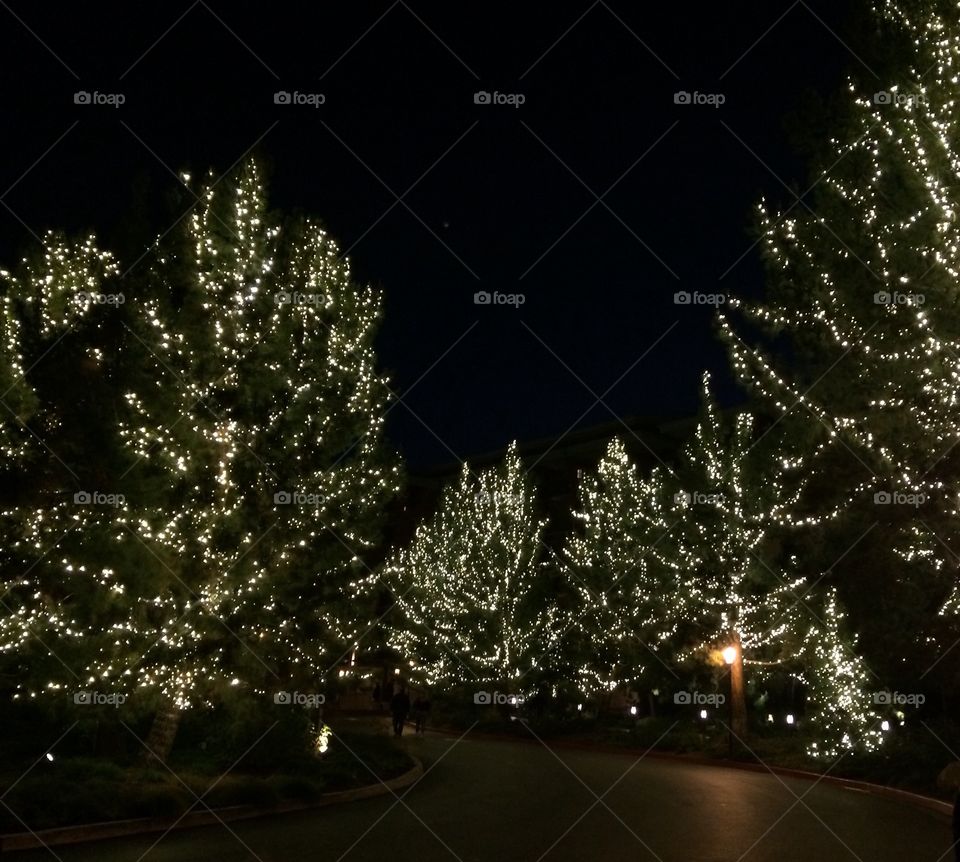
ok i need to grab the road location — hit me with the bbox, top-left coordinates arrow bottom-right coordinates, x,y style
6,731 -> 954,861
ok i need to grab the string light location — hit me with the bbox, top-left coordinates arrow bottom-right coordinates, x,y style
384,443 -> 559,691
1,160 -> 401,710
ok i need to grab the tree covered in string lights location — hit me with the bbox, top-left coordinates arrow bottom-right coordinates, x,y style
0,235 -> 156,700
802,589 -> 883,759
0,163 -> 401,753
717,0 -> 960,638
664,377 -> 807,659
563,437 -> 678,696
0,235 -> 119,468
117,160 -> 402,716
655,376 -> 882,753
385,443 -> 562,692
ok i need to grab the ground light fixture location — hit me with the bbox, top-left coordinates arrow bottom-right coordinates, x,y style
316,724 -> 332,755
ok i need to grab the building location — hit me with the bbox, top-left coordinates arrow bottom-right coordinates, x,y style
381,413 -> 698,558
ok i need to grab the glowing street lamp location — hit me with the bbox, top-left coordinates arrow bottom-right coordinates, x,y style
722,645 -> 738,666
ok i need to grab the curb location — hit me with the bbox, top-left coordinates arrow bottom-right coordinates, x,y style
640,750 -> 953,819
429,726 -> 953,819
0,756 -> 423,854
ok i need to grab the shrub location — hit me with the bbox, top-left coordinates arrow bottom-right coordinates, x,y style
271,775 -> 322,801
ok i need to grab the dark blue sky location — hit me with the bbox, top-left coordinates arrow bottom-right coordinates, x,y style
0,1 -> 867,467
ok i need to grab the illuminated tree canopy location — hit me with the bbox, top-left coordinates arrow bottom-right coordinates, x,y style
563,437 -> 678,695
385,443 -> 563,691
0,161 -> 401,711
718,0 -> 960,617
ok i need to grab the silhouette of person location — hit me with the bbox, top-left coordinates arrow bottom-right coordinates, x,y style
391,686 -> 410,737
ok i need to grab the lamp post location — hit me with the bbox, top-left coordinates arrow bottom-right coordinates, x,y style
723,636 -> 747,755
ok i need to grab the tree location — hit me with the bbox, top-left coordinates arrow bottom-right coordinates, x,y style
385,443 -> 561,693
118,160 -> 401,741
1,163 -> 402,762
563,437 -> 677,697
659,376 -> 881,751
801,589 -> 884,759
0,234 -> 155,704
717,0 -> 960,663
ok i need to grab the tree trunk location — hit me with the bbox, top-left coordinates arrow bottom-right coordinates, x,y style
139,703 -> 182,765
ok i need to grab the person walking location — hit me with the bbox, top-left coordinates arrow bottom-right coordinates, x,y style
414,695 -> 430,734
391,686 -> 410,737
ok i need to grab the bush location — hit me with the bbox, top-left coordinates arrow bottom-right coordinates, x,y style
176,700 -> 315,772
204,778 -> 279,809
56,757 -> 126,783
271,775 -> 322,801
2,776 -> 119,831
129,786 -> 191,819
830,720 -> 960,795
0,721 -> 417,832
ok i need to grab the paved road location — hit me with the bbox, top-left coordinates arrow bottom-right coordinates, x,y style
7,731 -> 954,861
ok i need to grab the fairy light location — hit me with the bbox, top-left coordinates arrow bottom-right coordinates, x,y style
721,8 -> 960,483
714,0 -> 960,753
799,590 -> 884,757
384,442 -> 558,691
563,374 -> 882,754
563,436 -> 680,695
0,160 -> 401,709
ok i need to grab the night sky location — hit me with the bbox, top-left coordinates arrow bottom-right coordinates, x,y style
1,1 -> 866,468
